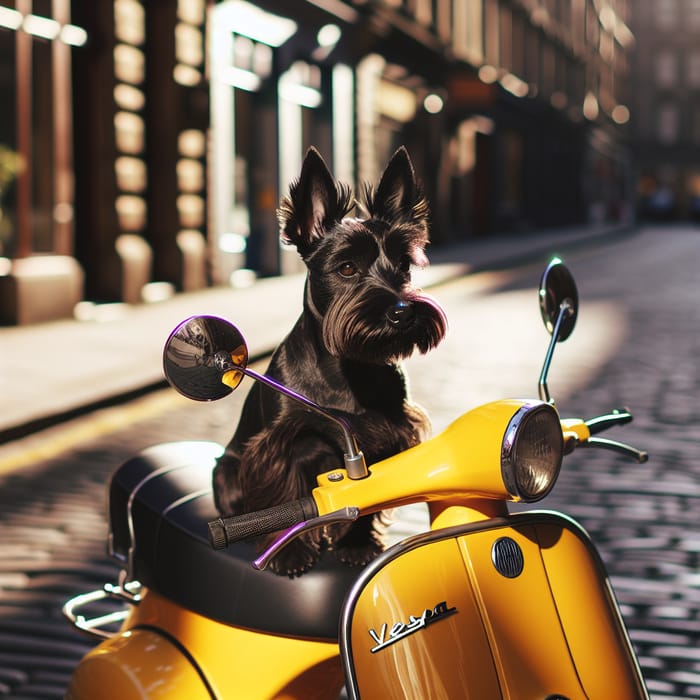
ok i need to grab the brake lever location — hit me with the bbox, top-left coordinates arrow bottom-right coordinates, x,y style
585,408 -> 633,435
252,506 -> 360,571
582,436 -> 648,463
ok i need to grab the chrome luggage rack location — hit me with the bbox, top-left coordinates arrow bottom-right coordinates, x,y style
63,460 -> 182,639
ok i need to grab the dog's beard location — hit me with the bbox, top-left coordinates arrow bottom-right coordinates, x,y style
321,286 -> 447,363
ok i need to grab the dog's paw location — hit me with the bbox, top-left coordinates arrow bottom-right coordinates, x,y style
268,539 -> 321,578
334,539 -> 383,568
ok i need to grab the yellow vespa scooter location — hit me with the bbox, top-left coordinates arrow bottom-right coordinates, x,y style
64,258 -> 649,699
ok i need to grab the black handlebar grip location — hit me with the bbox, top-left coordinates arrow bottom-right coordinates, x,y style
208,497 -> 319,550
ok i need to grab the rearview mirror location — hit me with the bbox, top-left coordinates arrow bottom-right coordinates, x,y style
537,258 -> 579,403
538,257 -> 578,342
163,315 -> 248,401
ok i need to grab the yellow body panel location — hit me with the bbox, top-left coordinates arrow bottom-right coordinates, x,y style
344,513 -> 647,700
68,590 -> 343,700
457,525 -> 586,697
537,520 -> 647,698
348,537 -> 502,699
66,628 -> 212,700
315,399 -> 540,515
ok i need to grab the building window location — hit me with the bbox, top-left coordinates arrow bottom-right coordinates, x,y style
499,4 -> 511,71
657,104 -> 679,144
113,0 -> 147,239
687,52 -> 700,88
655,0 -> 677,30
484,0 -> 500,67
0,0 -> 85,259
687,0 -> 700,29
586,4 -> 599,48
524,22 -> 539,84
693,105 -> 700,142
655,51 -> 678,88
510,9 -> 525,77
452,0 -> 483,64
414,0 -> 433,26
541,41 -> 555,97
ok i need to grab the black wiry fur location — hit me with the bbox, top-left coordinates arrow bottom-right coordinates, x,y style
213,147 -> 448,576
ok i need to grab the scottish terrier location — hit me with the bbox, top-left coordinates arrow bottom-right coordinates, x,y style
213,146 -> 448,576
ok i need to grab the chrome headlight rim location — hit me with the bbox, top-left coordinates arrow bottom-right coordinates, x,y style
501,401 -> 563,503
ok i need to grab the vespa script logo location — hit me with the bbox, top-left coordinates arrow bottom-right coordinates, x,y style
368,601 -> 457,653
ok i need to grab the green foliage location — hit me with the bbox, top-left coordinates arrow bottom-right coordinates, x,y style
0,145 -> 24,193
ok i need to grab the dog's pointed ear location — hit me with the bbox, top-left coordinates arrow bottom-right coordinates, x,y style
367,147 -> 429,230
278,147 -> 352,258
374,147 -> 415,213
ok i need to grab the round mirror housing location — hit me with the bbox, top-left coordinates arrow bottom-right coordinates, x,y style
163,315 -> 248,401
538,257 -> 578,342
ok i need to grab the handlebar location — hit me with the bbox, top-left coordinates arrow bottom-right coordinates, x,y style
585,408 -> 634,435
575,408 -> 648,463
206,405 -> 648,563
208,497 -> 318,549
582,436 -> 648,463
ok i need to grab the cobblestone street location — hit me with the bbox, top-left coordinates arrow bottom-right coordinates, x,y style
0,226 -> 698,698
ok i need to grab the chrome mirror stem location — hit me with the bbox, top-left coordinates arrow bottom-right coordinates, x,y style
538,299 -> 574,404
214,352 -> 369,479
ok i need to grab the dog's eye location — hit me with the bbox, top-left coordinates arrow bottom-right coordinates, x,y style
338,262 -> 358,278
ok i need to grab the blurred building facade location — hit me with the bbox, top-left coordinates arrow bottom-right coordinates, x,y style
0,0 -> 635,323
629,1 -> 700,220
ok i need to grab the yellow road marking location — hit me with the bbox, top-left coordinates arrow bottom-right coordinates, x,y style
0,389 -> 189,476
0,356 -> 269,477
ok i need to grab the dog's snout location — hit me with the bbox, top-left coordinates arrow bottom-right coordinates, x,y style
386,301 -> 415,329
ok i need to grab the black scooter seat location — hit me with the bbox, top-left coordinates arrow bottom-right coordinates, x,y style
108,441 -> 361,640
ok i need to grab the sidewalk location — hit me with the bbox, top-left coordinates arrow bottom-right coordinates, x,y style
0,223 -> 634,441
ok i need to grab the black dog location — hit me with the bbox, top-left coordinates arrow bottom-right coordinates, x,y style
213,146 -> 447,576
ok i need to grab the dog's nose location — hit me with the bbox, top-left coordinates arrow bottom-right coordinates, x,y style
386,301 -> 415,329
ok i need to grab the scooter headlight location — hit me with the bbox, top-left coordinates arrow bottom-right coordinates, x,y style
501,402 -> 563,502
